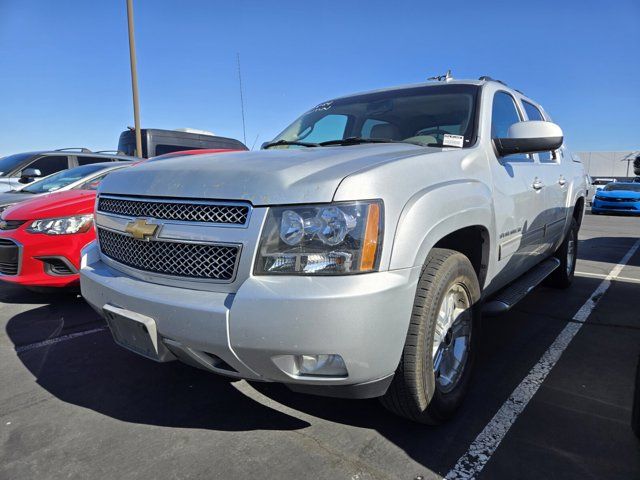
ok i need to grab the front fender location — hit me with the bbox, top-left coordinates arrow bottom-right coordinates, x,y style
389,180 -> 494,270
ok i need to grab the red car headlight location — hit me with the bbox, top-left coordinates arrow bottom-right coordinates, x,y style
26,214 -> 94,235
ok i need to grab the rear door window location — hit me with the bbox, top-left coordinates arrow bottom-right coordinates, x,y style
23,155 -> 69,177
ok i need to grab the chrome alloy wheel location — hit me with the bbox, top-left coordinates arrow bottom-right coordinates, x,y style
432,283 -> 472,393
566,235 -> 576,275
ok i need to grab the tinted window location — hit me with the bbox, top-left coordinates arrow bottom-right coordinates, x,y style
77,155 -> 113,166
25,156 -> 69,177
491,92 -> 522,139
118,130 -> 148,157
522,101 -> 553,162
522,101 -> 542,121
0,152 -> 33,176
155,144 -> 203,156
22,163 -> 112,193
270,84 -> 479,148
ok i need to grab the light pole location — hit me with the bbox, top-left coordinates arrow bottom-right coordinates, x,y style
126,0 -> 142,158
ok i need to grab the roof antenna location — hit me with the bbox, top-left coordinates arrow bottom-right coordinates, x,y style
236,52 -> 247,146
428,69 -> 452,82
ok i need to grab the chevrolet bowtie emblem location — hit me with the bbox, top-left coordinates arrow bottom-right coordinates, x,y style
125,219 -> 158,240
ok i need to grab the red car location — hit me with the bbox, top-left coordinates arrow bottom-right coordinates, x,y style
0,189 -> 96,289
0,148 -> 241,289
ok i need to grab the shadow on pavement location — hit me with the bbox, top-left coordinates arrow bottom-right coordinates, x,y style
6,307 -> 310,432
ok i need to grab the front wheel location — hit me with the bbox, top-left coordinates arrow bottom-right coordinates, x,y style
381,248 -> 480,424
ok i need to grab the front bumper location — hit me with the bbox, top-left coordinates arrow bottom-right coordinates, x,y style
0,227 -> 92,288
80,242 -> 420,398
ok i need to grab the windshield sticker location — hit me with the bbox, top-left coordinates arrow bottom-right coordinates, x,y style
312,101 -> 333,112
443,134 -> 464,148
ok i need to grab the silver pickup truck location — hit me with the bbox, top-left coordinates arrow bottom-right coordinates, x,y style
80,76 -> 587,423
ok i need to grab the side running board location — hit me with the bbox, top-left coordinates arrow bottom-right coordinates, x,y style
482,258 -> 561,316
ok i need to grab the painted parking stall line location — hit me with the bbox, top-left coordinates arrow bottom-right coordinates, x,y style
575,270 -> 640,285
15,327 -> 107,354
445,238 -> 640,480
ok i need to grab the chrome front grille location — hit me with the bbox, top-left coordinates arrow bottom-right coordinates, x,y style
97,228 -> 239,281
97,196 -> 249,225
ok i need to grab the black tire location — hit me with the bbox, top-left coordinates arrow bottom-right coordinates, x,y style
545,218 -> 578,289
380,248 -> 481,424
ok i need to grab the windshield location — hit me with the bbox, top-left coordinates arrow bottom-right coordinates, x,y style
21,163 -> 113,194
603,183 -> 640,192
268,84 -> 479,148
0,152 -> 33,176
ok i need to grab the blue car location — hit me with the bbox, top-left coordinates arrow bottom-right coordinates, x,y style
592,182 -> 640,215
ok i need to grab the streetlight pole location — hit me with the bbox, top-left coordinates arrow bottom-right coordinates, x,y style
126,0 -> 142,158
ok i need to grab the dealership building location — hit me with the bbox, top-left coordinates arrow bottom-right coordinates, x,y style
576,151 -> 639,180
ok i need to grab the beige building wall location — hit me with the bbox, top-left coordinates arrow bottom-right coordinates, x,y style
576,151 -> 639,179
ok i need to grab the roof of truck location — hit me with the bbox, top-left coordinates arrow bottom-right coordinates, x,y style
331,77 -> 512,102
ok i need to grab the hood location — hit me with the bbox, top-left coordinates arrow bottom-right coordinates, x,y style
2,190 -> 96,220
597,189 -> 640,198
99,144 -> 441,205
0,190 -> 44,207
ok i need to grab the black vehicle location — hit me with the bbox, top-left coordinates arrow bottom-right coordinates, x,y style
117,128 -> 248,158
0,148 -> 135,193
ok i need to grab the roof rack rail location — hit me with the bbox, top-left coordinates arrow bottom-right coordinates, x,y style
478,76 -> 507,86
55,148 -> 92,153
428,69 -> 453,82
94,150 -> 126,155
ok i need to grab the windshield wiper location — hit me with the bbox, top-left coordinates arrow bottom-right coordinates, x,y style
262,139 -> 320,149
318,137 -> 400,147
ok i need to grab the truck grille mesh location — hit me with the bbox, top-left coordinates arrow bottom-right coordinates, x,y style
97,228 -> 238,281
97,197 -> 249,225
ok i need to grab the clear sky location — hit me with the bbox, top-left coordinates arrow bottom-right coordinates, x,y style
0,0 -> 638,156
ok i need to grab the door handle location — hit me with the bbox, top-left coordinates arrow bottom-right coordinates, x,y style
532,179 -> 544,190
558,177 -> 567,186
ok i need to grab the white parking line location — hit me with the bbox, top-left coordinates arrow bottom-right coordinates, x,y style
15,327 -> 107,354
575,270 -> 640,284
445,238 -> 640,480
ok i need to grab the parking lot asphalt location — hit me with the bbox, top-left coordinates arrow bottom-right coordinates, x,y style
1,212 -> 639,480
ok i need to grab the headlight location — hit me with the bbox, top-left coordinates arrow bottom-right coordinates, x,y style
255,200 -> 383,275
27,214 -> 94,235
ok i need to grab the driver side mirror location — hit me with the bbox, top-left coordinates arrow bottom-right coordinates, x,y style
494,121 -> 563,157
19,168 -> 42,184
